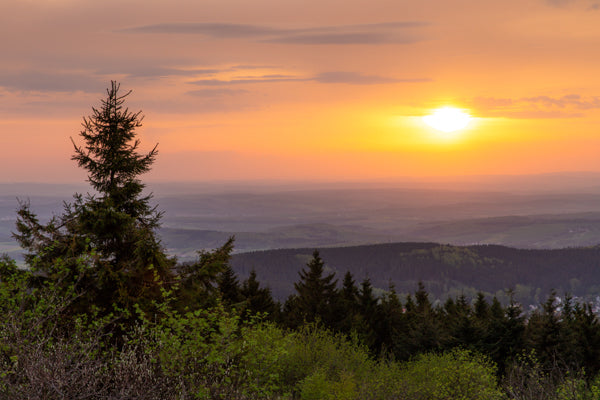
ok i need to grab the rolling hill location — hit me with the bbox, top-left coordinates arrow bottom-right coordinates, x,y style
230,242 -> 600,304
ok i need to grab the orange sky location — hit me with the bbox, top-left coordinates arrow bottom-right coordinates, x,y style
2,0 -> 600,182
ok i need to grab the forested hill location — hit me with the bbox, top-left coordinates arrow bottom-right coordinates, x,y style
230,242 -> 600,303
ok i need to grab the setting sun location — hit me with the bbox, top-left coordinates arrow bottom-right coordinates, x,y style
422,107 -> 472,133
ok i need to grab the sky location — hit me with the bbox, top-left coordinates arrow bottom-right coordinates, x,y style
2,0 -> 600,183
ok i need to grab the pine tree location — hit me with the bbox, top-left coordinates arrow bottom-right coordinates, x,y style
405,282 -> 443,354
14,81 -> 174,317
240,269 -> 278,321
338,271 -> 360,333
356,278 -> 379,348
377,283 -> 407,358
285,250 -> 338,328
218,264 -> 242,307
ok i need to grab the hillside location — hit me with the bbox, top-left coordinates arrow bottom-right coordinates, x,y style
230,242 -> 600,303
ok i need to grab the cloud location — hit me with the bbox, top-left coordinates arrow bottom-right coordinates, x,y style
545,0 -> 600,10
122,23 -> 283,38
470,94 -> 600,118
190,76 -> 307,86
0,66 -> 224,93
314,71 -> 429,84
99,64 -> 278,80
264,32 -> 402,45
122,21 -> 427,45
521,94 -> 600,109
186,88 -> 249,97
231,64 -> 280,70
117,67 -> 222,79
190,71 -> 429,86
0,70 -> 105,93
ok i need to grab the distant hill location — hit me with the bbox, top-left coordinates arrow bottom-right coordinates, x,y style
230,242 -> 600,304
5,180 -> 600,269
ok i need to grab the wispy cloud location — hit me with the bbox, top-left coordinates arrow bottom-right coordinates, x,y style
190,71 -> 429,86
0,70 -> 104,93
186,88 -> 249,97
471,94 -> 600,118
190,76 -> 307,86
521,94 -> 600,109
544,0 -> 600,10
122,21 -> 428,45
545,0 -> 572,6
124,23 -> 282,37
118,67 -> 222,78
314,71 -> 429,84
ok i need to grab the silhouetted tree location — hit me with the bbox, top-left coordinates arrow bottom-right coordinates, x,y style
240,269 -> 278,321
338,271 -> 360,334
218,264 -> 242,307
356,278 -> 379,349
284,250 -> 338,329
14,81 -> 174,317
375,283 -> 406,357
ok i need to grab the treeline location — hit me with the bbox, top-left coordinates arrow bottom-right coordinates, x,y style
213,249 -> 600,378
0,258 -> 509,399
231,243 -> 600,303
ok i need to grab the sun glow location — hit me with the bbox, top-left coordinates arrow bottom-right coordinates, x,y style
422,107 -> 472,133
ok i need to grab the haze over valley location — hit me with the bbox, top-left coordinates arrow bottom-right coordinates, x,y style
4,172 -> 600,263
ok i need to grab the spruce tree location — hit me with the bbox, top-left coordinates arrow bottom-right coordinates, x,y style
218,264 -> 242,307
338,271 -> 359,333
240,269 -> 278,321
285,250 -> 338,328
14,81 -> 174,317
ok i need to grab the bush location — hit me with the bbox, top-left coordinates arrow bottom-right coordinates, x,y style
398,349 -> 505,400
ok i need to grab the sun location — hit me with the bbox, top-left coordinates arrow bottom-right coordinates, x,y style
422,107 -> 472,133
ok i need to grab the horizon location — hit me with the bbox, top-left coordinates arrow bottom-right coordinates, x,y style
3,170 -> 600,194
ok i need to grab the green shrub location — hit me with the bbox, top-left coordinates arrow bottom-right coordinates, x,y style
399,348 -> 505,400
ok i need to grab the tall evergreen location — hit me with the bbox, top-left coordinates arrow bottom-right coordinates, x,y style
338,271 -> 360,334
240,269 -> 278,321
405,282 -> 443,354
375,282 -> 406,357
285,250 -> 338,328
14,82 -> 174,316
218,264 -> 242,307
356,278 -> 379,349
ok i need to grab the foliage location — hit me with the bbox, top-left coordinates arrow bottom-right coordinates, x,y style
398,349 -> 505,400
284,250 -> 339,329
175,236 -> 235,311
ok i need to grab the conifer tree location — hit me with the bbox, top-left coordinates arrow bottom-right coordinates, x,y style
285,250 -> 338,328
240,269 -> 278,321
377,283 -> 407,357
341,271 -> 359,305
218,264 -> 242,307
338,271 -> 360,333
14,81 -> 174,316
356,278 -> 379,348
